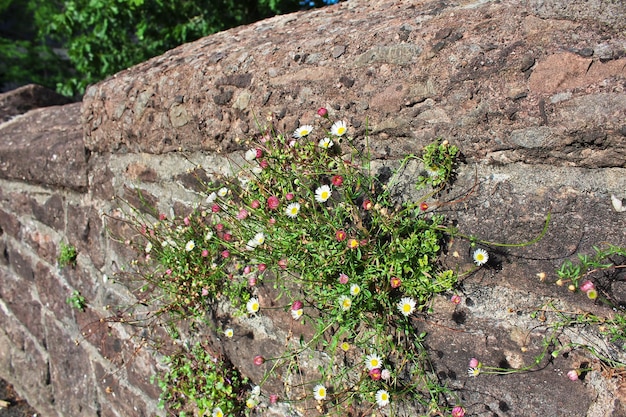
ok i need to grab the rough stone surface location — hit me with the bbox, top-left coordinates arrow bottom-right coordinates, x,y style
0,84 -> 73,124
0,0 -> 625,416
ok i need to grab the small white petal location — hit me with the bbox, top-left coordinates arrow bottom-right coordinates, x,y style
611,194 -> 626,212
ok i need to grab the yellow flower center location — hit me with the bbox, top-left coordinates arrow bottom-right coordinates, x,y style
337,126 -> 346,135
403,304 -> 411,313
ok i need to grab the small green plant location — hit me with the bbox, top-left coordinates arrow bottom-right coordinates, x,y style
66,290 -> 86,311
155,342 -> 249,416
416,139 -> 460,188
58,242 -> 78,268
556,243 -> 626,293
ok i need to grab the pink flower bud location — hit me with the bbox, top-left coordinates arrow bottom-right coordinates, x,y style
579,280 -> 595,292
267,196 -> 280,210
339,273 -> 349,284
269,394 -> 278,404
452,406 -> 466,417
201,287 -> 209,296
215,223 -> 224,231
291,300 -> 304,311
221,250 -> 230,258
368,368 -> 382,380
258,263 -> 267,272
331,175 -> 344,186
259,159 -> 269,169
211,204 -> 220,213
390,277 -> 401,289
451,294 -> 462,304
248,276 -> 257,287
469,358 -> 479,369
278,259 -> 288,269
285,193 -> 295,201
251,200 -> 261,209
362,199 -> 373,210
317,107 -> 328,117
253,355 -> 265,366
255,148 -> 263,158
223,233 -> 232,241
184,217 -> 190,226
159,213 -> 167,220
243,265 -> 251,274
201,249 -> 209,257
237,209 -> 249,220
567,369 -> 579,381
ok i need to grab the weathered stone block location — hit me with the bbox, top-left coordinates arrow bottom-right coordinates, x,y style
30,194 -> 65,231
35,262 -> 72,319
66,204 -> 106,269
6,243 -> 34,281
0,208 -> 20,239
45,316 -> 101,417
0,268 -> 45,344
0,84 -> 73,124
0,103 -> 87,191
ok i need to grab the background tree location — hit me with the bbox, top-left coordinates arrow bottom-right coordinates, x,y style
0,0 -> 338,97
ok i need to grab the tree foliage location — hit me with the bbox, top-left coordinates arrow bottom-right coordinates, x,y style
0,0 -> 336,97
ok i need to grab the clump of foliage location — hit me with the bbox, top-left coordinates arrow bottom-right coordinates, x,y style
155,342 -> 249,417
122,109 -> 472,416
58,241 -> 77,267
66,289 -> 86,311
0,0 -> 338,96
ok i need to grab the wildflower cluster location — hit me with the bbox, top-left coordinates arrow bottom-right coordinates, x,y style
124,109 -> 465,415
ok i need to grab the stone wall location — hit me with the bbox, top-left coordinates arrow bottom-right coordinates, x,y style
1,0 -> 626,416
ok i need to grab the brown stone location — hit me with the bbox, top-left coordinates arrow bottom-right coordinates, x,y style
0,84 -> 73,124
0,103 -> 87,191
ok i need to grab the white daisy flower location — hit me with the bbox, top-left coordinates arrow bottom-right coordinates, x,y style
218,187 -> 229,197
245,148 -> 257,161
313,384 -> 327,400
350,284 -> 360,296
291,309 -> 303,320
338,295 -> 352,311
473,248 -> 489,266
375,390 -> 390,407
145,242 -> 152,253
365,353 -> 382,370
206,192 -> 217,204
293,125 -> 314,138
185,240 -> 195,252
330,120 -> 347,136
285,202 -> 301,218
315,185 -> 332,203
224,328 -> 234,338
247,298 -> 260,314
397,297 -> 416,316
252,232 -> 265,246
318,137 -> 334,149
212,407 -> 224,417
205,230 -> 214,241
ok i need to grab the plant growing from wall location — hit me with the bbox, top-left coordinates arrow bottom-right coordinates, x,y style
112,109 -> 557,416
58,241 -> 77,268
66,290 -> 86,311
